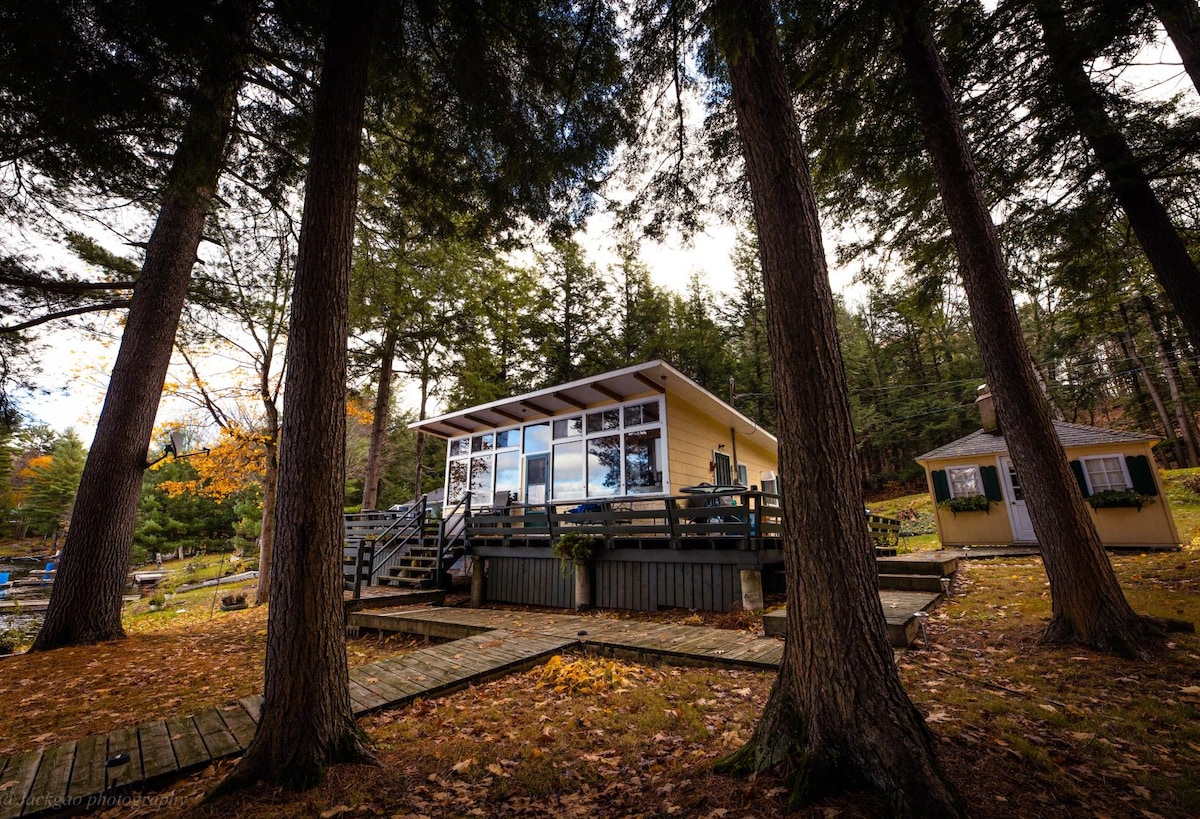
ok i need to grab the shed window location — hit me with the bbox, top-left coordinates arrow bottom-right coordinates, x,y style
553,416 -> 583,439
947,466 -> 982,498
1081,455 -> 1130,493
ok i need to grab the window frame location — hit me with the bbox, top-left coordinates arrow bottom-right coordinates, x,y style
1079,454 -> 1132,494
946,465 -> 983,499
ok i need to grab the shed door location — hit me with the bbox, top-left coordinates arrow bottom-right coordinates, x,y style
999,456 -> 1036,543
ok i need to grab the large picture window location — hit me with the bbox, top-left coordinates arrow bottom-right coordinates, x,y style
444,397 -> 666,503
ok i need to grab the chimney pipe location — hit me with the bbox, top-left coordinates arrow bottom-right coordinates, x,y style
976,384 -> 999,434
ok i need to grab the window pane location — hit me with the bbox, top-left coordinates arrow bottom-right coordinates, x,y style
737,464 -> 749,487
947,466 -> 980,497
447,459 -> 468,502
623,405 -> 642,427
553,416 -> 583,439
495,451 -> 520,491
1085,456 -> 1127,492
496,429 -> 520,449
552,441 -> 584,499
586,409 -> 619,434
449,438 -> 470,457
472,433 -> 494,452
640,400 -> 660,424
624,429 -> 663,494
587,434 -> 622,496
524,423 -> 550,453
470,456 -> 493,498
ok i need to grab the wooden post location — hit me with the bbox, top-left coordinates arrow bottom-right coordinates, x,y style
573,561 -> 593,611
739,568 -> 764,612
469,556 -> 486,608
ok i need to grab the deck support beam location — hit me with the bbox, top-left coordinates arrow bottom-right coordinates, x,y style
739,568 -> 764,612
470,556 -> 486,608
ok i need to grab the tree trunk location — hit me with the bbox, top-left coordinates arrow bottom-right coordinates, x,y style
1119,306 -> 1178,454
220,0 -> 376,790
1032,0 -> 1200,353
1142,292 -> 1200,466
31,0 -> 254,651
708,2 -> 962,814
1153,0 -> 1200,97
361,326 -> 396,511
895,1 -> 1189,655
255,435 -> 279,607
413,357 -> 432,503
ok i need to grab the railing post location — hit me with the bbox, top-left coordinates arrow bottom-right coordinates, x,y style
741,490 -> 753,550
665,497 -> 680,546
546,502 -> 557,540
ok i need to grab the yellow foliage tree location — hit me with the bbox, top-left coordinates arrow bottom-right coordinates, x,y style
155,424 -> 268,501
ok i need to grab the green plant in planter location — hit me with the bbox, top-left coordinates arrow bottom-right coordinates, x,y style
938,494 -> 994,515
1087,489 -> 1155,510
552,532 -> 599,571
148,593 -> 167,609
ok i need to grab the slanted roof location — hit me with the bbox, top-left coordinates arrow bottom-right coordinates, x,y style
915,421 -> 1160,464
410,359 -> 778,444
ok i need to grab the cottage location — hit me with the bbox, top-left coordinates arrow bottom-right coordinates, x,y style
406,360 -> 782,612
413,359 -> 778,508
915,392 -> 1180,550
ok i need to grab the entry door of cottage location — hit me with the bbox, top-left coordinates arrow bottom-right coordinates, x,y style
998,456 -> 1037,543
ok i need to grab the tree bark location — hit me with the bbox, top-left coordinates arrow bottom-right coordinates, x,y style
1153,0 -> 1200,97
708,2 -> 962,815
361,326 -> 396,511
255,426 -> 279,607
31,0 -> 255,651
1032,0 -> 1200,353
220,0 -> 377,790
895,1 -> 1190,655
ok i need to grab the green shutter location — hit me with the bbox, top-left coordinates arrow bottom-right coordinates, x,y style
1069,460 -> 1090,497
1125,454 -> 1158,496
980,466 -> 1003,501
931,470 -> 950,502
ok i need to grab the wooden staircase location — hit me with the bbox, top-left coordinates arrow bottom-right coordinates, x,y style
344,498 -> 470,594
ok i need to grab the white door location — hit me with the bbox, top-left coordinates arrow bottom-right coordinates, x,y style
998,456 -> 1036,543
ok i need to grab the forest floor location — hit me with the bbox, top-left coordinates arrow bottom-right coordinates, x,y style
0,553 -> 1191,817
0,475 -> 1198,817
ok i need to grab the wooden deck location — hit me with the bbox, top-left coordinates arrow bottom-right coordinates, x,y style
0,610 -> 788,817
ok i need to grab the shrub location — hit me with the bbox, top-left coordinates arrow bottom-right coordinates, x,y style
938,494 -> 993,514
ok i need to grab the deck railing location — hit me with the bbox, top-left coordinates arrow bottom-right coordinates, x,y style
465,489 -> 784,550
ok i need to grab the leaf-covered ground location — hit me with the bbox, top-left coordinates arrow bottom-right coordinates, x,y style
0,549 -> 1178,818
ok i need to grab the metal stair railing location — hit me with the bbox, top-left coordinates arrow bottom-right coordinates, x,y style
434,493 -> 472,588
364,496 -> 428,586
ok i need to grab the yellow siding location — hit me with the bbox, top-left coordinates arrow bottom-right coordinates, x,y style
922,441 -> 1179,548
665,393 -> 778,491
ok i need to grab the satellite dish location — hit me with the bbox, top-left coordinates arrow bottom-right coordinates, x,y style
169,430 -> 186,456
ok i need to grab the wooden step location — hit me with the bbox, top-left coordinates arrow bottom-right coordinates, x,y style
876,555 -> 958,576
877,573 -> 947,593
762,589 -> 942,648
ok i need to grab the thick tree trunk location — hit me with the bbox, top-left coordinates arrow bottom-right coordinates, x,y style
221,0 -> 376,790
1153,0 -> 1200,96
361,326 -> 396,511
1032,0 -> 1200,353
413,359 -> 432,503
708,2 -> 962,815
895,2 -> 1190,655
31,0 -> 254,651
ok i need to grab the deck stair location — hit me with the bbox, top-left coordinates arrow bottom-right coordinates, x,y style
763,552 -> 958,647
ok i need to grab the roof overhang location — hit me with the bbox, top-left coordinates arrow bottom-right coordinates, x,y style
410,359 -> 776,445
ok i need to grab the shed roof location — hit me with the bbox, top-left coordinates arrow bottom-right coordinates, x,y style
915,421 -> 1159,463
410,359 -> 777,444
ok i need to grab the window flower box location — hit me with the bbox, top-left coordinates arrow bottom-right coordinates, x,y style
938,494 -> 993,515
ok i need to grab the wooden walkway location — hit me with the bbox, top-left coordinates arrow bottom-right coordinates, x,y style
348,606 -> 787,670
0,614 -> 778,816
0,628 -> 572,818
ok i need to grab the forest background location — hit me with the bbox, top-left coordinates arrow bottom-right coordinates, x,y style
2,0 -> 1200,568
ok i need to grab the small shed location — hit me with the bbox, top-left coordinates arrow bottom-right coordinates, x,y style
915,420 -> 1180,550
